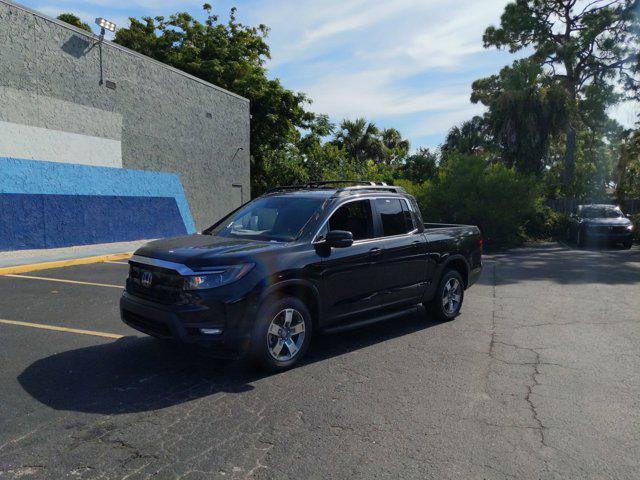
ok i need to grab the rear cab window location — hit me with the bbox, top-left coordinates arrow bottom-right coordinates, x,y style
374,198 -> 415,237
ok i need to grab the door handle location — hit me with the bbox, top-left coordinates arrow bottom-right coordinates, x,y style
411,240 -> 421,248
369,247 -> 382,256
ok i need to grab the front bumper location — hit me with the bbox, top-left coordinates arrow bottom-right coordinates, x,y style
120,290 -> 257,357
583,229 -> 633,243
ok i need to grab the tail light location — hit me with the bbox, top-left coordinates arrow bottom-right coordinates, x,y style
479,237 -> 484,249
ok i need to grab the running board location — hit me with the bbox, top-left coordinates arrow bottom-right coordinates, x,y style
320,306 -> 419,334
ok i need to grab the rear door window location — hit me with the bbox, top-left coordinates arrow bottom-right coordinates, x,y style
375,198 -> 411,237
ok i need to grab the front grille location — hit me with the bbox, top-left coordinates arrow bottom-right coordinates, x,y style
123,311 -> 172,338
590,225 -> 628,234
127,262 -> 184,304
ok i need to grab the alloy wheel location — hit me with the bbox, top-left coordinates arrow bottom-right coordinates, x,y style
442,278 -> 462,315
266,308 -> 306,361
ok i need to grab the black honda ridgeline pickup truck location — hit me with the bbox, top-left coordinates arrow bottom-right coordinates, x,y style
121,182 -> 483,370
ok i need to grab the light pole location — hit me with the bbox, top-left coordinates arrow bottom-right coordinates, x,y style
94,18 -> 116,86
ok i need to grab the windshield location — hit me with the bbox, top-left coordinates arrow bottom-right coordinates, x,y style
209,196 -> 325,242
581,206 -> 623,219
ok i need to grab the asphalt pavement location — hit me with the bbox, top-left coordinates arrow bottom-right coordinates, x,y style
0,242 -> 638,479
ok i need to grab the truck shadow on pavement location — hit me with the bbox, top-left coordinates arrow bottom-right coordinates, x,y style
18,309 -> 439,415
482,242 -> 640,286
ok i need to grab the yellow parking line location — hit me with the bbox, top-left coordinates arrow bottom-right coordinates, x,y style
4,274 -> 123,289
0,319 -> 123,339
0,252 -> 133,275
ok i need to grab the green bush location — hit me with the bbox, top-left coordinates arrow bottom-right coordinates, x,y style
631,213 -> 640,243
408,154 -> 539,246
524,200 -> 570,240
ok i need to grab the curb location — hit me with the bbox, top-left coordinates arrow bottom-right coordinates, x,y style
0,252 -> 133,275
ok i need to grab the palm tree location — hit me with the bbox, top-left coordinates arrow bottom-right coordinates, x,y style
381,128 -> 410,164
333,118 -> 383,163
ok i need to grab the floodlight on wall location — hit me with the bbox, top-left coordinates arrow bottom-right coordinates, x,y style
95,17 -> 116,42
96,17 -> 116,32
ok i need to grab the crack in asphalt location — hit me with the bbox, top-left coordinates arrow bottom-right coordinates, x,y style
524,349 -> 547,448
485,260 -> 549,450
483,261 -> 499,401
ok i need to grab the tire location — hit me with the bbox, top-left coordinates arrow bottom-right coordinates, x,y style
427,269 -> 464,322
623,240 -> 633,250
249,296 -> 313,371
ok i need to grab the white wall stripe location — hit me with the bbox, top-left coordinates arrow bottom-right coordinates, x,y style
0,121 -> 122,168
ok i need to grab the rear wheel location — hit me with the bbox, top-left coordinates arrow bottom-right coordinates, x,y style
249,296 -> 312,371
427,269 -> 464,322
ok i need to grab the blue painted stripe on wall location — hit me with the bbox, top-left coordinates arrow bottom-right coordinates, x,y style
0,193 -> 187,250
0,157 -> 196,234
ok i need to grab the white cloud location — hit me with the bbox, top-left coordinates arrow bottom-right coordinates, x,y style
305,68 -> 473,118
243,0 -> 511,145
409,104 -> 486,138
33,0 -> 516,146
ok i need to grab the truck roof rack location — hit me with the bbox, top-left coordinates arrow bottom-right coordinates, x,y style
265,180 -> 405,196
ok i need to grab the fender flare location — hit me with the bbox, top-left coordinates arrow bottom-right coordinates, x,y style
258,278 -> 322,322
440,254 -> 471,286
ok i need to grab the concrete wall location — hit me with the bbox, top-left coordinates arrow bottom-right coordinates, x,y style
0,0 -> 250,242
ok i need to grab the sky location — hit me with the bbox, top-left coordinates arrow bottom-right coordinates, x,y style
22,0 -> 639,151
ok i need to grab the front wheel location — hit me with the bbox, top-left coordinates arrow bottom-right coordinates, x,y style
427,269 -> 464,322
249,296 -> 313,371
623,240 -> 633,250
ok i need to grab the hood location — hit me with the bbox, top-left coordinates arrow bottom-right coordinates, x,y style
133,234 -> 288,268
583,217 -> 631,226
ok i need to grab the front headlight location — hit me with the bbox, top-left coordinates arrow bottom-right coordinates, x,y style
627,224 -> 634,231
183,263 -> 254,290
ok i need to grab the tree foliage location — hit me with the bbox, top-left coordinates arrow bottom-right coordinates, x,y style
441,116 -> 496,158
57,13 -> 92,32
617,128 -> 640,200
398,148 -> 438,183
471,59 -> 569,173
413,154 -> 539,244
482,0 -> 639,184
331,119 -> 410,165
113,4 -> 315,193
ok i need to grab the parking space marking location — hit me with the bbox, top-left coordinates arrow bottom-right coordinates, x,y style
104,261 -> 129,265
0,319 -> 124,339
3,274 -> 123,289
0,253 -> 132,275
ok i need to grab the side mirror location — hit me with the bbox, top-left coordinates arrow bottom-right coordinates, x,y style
324,230 -> 353,248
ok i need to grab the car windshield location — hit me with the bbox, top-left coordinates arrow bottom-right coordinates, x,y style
581,206 -> 623,219
209,196 -> 325,242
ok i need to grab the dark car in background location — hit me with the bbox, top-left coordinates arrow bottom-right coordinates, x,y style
120,181 -> 483,370
568,204 -> 634,249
